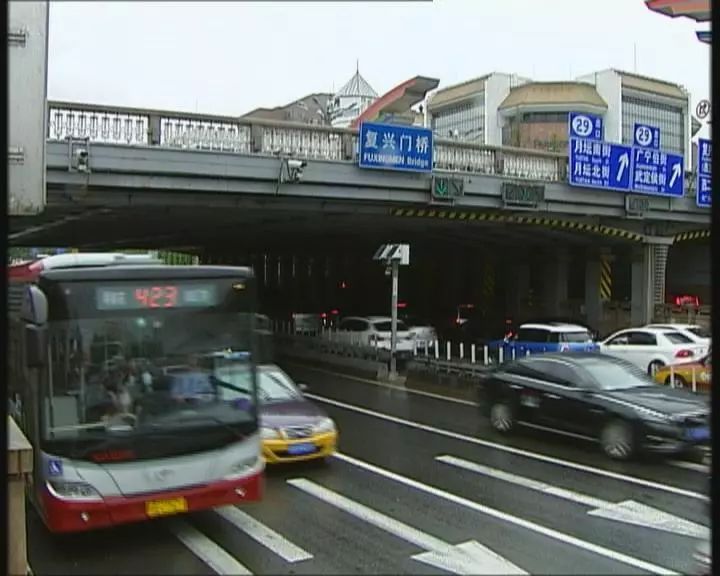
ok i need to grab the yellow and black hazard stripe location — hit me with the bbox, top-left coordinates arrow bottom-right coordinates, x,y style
390,208 -> 645,242
674,229 -> 711,243
600,255 -> 612,301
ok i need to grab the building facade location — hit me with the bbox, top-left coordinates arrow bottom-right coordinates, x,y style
428,69 -> 694,169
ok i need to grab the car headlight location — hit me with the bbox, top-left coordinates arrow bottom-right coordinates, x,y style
46,480 -> 103,502
314,417 -> 336,434
261,427 -> 280,439
699,371 -> 710,382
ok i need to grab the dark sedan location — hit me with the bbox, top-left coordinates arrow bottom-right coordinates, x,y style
257,365 -> 337,463
476,352 -> 710,460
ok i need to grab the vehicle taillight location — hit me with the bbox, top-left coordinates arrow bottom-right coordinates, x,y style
675,349 -> 694,358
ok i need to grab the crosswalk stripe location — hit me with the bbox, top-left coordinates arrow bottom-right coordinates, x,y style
215,506 -> 313,563
168,519 -> 253,575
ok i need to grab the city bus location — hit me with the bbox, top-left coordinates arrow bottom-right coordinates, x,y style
8,253 -> 264,532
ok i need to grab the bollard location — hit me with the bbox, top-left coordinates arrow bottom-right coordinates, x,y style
413,340 -> 417,357
692,367 -> 697,393
460,343 -> 464,360
511,348 -> 516,361
483,345 -> 489,366
424,340 -> 429,357
434,340 -> 439,359
499,347 -> 504,364
526,349 -> 530,357
471,344 -> 476,364
446,341 -> 451,361
669,365 -> 675,388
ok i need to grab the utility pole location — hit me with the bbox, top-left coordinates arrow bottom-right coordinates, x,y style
389,258 -> 399,378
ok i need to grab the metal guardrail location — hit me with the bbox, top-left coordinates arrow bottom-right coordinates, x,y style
48,100 -> 574,183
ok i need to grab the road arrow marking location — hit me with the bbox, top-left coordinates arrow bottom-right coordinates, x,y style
617,152 -> 629,181
287,477 -> 526,575
437,455 -> 708,539
215,506 -> 313,563
669,163 -> 682,188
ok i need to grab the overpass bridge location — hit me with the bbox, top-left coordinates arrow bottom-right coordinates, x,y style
9,100 -> 712,332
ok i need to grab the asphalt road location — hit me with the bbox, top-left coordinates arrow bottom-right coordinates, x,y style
28,361 -> 710,575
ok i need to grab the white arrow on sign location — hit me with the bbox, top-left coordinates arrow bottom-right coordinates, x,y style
287,478 -> 526,575
669,163 -> 682,188
437,455 -> 708,539
617,152 -> 629,182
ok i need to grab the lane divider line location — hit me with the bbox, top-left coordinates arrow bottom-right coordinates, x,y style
304,392 -> 708,502
331,452 -> 679,576
215,506 -> 313,563
167,518 -> 253,575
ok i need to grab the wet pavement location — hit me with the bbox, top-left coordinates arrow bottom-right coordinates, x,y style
28,361 -> 710,575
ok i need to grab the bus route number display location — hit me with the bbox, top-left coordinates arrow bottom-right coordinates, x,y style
96,284 -> 218,310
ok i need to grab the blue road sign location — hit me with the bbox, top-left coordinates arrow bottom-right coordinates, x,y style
631,148 -> 684,197
633,123 -> 660,150
48,459 -> 63,476
569,112 -> 604,141
358,122 -> 433,173
697,138 -> 712,208
569,138 -> 632,191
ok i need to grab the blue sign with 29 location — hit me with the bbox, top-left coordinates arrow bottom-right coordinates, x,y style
569,112 -> 603,141
633,123 -> 660,150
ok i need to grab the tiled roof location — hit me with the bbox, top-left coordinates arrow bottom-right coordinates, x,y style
499,82 -> 607,109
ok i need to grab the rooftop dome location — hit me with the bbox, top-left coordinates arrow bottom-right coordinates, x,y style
335,66 -> 378,99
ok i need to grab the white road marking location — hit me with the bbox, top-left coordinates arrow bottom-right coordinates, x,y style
332,452 -> 679,576
287,477 -> 526,575
305,392 -> 708,502
285,362 -> 477,406
168,519 -> 253,575
437,455 -> 708,539
293,363 -> 708,475
215,506 -> 313,563
668,460 -> 710,474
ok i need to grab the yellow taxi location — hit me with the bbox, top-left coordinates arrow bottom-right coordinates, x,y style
257,365 -> 337,463
654,350 -> 711,393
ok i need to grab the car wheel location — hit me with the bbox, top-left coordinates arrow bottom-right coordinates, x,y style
648,360 -> 664,376
600,420 -> 635,460
664,375 -> 687,388
489,400 -> 515,433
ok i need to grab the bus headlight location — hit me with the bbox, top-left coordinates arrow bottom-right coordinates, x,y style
46,480 -> 103,502
314,417 -> 336,434
260,427 -> 280,439
225,455 -> 260,479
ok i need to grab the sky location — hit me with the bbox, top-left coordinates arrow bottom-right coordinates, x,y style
48,0 -> 710,137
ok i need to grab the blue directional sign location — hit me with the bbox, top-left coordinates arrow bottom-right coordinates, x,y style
358,122 -> 433,173
697,138 -> 712,208
631,148 -> 684,197
569,138 -> 632,191
633,123 -> 660,150
569,112 -> 604,141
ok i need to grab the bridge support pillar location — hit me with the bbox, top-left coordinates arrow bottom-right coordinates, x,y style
542,248 -> 569,317
631,241 -> 670,325
509,259 -> 530,323
584,254 -> 602,333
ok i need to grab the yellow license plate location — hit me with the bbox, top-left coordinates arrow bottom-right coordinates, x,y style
145,497 -> 188,518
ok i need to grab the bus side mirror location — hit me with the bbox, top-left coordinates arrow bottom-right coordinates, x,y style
25,325 -> 48,368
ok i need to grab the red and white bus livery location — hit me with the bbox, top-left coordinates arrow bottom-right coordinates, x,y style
9,253 -> 264,532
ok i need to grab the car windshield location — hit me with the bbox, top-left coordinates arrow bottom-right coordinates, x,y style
581,359 -> 657,391
560,331 -> 593,343
373,320 -> 408,332
257,369 -> 302,403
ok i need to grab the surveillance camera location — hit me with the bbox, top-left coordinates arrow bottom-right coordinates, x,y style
287,159 -> 307,170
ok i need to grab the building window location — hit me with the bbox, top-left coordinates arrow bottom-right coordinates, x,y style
431,94 -> 485,143
521,112 -> 570,124
621,95 -> 685,157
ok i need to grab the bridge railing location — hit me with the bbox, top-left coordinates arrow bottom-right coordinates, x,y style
46,101 -> 568,182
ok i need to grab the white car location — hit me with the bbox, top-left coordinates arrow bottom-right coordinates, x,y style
644,323 -> 710,354
401,315 -> 437,351
335,316 -> 415,356
598,327 -> 706,374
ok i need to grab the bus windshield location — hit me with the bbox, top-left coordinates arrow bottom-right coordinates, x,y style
39,277 -> 259,461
